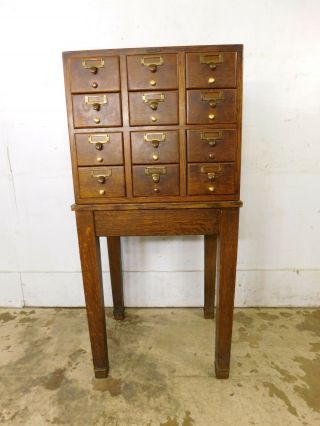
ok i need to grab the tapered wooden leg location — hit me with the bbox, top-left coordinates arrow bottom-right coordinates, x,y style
215,208 -> 239,379
107,236 -> 125,320
76,211 -> 109,378
204,234 -> 217,319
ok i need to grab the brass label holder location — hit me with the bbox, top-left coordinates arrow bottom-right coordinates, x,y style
81,58 -> 105,74
144,132 -> 166,148
140,56 -> 164,72
201,165 -> 223,174
200,130 -> 223,146
85,95 -> 108,106
88,134 -> 110,145
142,92 -> 164,111
200,54 -> 223,70
91,168 -> 112,181
145,166 -> 167,184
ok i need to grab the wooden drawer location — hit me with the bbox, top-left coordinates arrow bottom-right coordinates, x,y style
188,163 -> 236,195
75,132 -> 123,166
131,131 -> 179,164
187,130 -> 236,163
186,89 -> 237,124
78,166 -> 125,198
127,54 -> 178,90
186,52 -> 237,89
72,93 -> 122,128
133,164 -> 179,197
129,91 -> 179,126
69,56 -> 120,93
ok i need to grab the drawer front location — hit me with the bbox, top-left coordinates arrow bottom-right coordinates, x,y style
187,129 -> 236,163
75,132 -> 123,166
186,52 -> 237,89
129,91 -> 179,126
186,89 -> 237,124
78,166 -> 125,198
72,93 -> 122,128
127,54 -> 178,90
70,56 -> 120,93
188,163 -> 236,195
133,164 -> 179,196
131,131 -> 179,164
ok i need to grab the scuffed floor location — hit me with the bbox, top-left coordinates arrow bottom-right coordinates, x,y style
0,308 -> 319,425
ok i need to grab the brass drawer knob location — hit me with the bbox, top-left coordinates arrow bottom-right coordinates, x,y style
208,186 -> 215,192
153,187 -> 160,193
96,157 -> 103,163
208,113 -> 215,120
151,116 -> 157,122
91,82 -> 98,88
209,153 -> 215,159
152,154 -> 159,161
150,80 -> 156,86
208,77 -> 215,84
93,117 -> 100,124
99,189 -> 105,195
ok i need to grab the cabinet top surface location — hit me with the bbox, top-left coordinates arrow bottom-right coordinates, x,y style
63,44 -> 243,57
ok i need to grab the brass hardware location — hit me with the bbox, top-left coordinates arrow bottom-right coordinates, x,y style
208,77 -> 215,84
207,172 -> 215,181
93,117 -> 100,124
150,79 -> 156,86
209,153 -> 215,159
91,168 -> 112,183
85,94 -> 107,109
201,165 -> 222,173
151,116 -> 157,122
144,132 -> 166,148
88,134 -> 110,150
208,113 -> 215,120
208,186 -> 215,192
201,91 -> 224,103
140,56 -> 164,72
200,131 -> 222,146
91,82 -> 98,88
96,157 -> 103,163
142,92 -> 164,110
153,187 -> 160,193
82,58 -> 105,74
152,154 -> 159,161
145,166 -> 167,184
200,54 -> 223,70
99,189 -> 106,195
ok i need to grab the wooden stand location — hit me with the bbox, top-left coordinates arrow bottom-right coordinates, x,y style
73,201 -> 241,379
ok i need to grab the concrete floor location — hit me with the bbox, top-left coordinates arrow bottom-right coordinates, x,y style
0,308 -> 319,425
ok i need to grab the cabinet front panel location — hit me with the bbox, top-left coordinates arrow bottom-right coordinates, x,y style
78,166 -> 126,198
75,132 -> 123,166
186,89 -> 237,124
127,54 -> 178,90
129,91 -> 179,126
133,164 -> 180,196
188,163 -> 236,195
131,130 -> 179,164
70,56 -> 120,93
72,93 -> 122,128
187,129 -> 237,163
186,52 -> 237,89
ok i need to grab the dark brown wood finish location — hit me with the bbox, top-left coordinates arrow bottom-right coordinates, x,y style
204,234 -> 217,319
63,45 -> 243,380
215,208 -> 239,378
107,237 -> 125,320
75,211 -> 109,378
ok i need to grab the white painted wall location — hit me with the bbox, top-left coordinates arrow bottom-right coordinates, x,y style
0,0 -> 320,307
